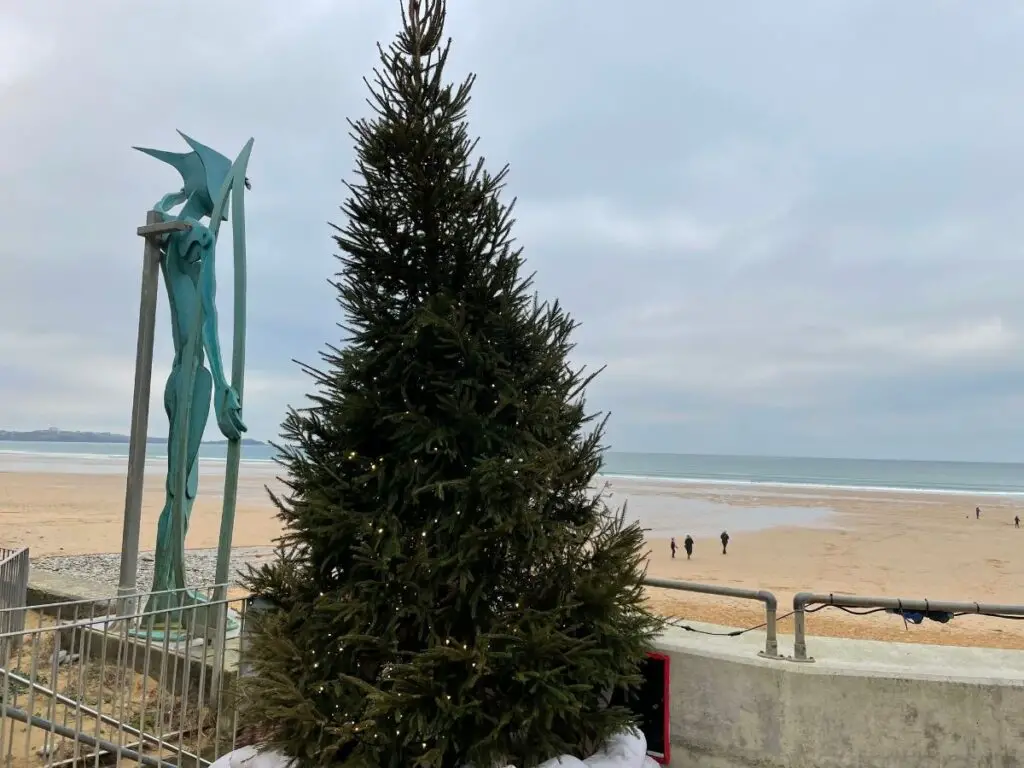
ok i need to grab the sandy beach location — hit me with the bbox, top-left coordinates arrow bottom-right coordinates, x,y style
0,467 -> 284,558
623,478 -> 1024,650
3,459 -> 1024,649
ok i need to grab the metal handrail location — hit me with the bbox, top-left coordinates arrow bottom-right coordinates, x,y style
791,591 -> 1024,662
644,577 -> 780,658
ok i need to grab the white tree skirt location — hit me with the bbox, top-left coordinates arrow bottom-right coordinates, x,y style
210,728 -> 659,768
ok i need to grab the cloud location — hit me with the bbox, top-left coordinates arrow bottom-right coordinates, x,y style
1,0 -> 1023,461
519,198 -> 721,253
0,17 -> 52,89
848,318 -> 1015,362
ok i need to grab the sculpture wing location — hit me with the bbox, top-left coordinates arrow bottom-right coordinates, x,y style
207,137 -> 254,408
210,138 -> 254,601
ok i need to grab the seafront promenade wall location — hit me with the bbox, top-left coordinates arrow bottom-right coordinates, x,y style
22,570 -> 1024,767
654,622 -> 1024,768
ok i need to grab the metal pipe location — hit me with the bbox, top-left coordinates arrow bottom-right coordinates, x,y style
643,577 -> 780,658
791,592 -> 1024,662
792,600 -> 811,662
116,216 -> 194,617
116,210 -> 166,615
0,668 -> 200,763
763,603 -> 778,660
0,704 -> 175,768
48,730 -> 187,768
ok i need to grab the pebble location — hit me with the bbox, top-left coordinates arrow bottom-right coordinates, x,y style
31,547 -> 278,595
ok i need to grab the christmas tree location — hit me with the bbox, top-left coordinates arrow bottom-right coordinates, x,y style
239,2 -> 662,766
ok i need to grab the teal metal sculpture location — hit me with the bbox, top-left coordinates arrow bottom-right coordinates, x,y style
133,131 -> 253,637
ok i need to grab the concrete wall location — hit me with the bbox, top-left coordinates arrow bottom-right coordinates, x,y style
653,622 -> 1024,768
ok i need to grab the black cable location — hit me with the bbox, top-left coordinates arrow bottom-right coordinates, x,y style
809,604 -> 1024,620
807,604 -> 887,616
666,621 -> 748,638
667,602 -> 1024,640
665,609 -> 799,638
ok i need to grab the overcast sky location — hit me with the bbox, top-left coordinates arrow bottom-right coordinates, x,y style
2,1 -> 1024,462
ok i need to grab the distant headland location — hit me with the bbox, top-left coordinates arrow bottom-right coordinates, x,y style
0,428 -> 266,447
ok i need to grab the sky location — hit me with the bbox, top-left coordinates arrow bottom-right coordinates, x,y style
2,1 -> 1024,462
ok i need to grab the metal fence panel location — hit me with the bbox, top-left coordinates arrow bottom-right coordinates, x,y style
0,583 -> 250,768
0,548 -> 29,660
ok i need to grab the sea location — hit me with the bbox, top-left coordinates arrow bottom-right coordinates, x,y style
2,441 -> 1024,496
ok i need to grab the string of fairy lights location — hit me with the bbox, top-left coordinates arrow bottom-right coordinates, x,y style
286,362 -> 595,751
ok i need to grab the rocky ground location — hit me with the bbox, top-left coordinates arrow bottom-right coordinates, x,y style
30,547 -> 278,593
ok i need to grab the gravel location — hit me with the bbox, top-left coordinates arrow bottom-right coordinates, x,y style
31,547 -> 279,594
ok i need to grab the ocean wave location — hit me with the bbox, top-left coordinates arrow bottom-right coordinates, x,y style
0,448 -> 276,466
4,443 -> 1020,495
597,472 -> 1024,497
0,449 -> 126,462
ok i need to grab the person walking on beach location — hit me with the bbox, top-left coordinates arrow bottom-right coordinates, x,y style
683,535 -> 693,560
1016,515 -> 1020,529
670,537 -> 677,559
720,530 -> 730,555
976,506 -> 981,519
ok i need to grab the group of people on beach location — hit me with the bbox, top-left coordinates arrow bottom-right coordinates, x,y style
670,531 -> 729,560
974,505 -> 1020,528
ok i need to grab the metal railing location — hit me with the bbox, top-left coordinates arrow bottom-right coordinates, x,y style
0,548 -> 29,657
643,577 -> 779,658
14,571 -> 1019,766
0,583 -> 250,767
791,591 -> 1024,662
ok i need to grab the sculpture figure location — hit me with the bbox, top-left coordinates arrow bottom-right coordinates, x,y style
133,132 -> 253,633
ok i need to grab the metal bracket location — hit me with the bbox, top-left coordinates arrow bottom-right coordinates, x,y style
137,219 -> 191,239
